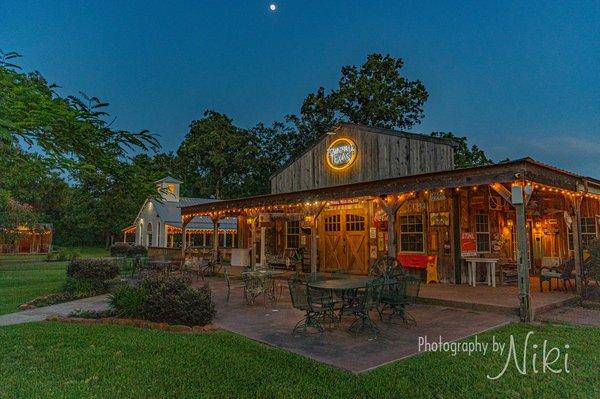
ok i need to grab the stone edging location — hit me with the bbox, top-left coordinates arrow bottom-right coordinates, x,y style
45,315 -> 219,333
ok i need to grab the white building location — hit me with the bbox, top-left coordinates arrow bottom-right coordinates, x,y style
123,177 -> 237,248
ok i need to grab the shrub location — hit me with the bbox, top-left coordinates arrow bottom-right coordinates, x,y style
110,242 -> 131,257
110,276 -> 215,326
67,258 -> 120,281
110,284 -> 148,318
63,277 -> 98,298
64,258 -> 120,295
128,244 -> 147,257
586,239 -> 600,293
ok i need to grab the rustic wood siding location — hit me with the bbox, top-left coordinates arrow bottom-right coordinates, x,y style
271,124 -> 455,194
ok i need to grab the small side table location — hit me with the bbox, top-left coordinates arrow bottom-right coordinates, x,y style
465,258 -> 499,287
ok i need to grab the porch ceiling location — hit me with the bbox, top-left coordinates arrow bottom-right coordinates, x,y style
181,157 -> 599,217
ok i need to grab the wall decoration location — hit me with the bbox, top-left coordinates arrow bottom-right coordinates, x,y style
377,236 -> 385,251
402,199 -> 427,213
370,245 -> 378,259
491,233 -> 506,252
489,195 -> 504,211
369,227 -> 377,239
373,209 -> 388,231
325,137 -> 357,170
430,212 -> 450,226
429,191 -> 446,202
460,232 -> 477,257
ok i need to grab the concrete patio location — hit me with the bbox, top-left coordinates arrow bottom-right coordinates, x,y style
204,278 -> 515,373
419,282 -> 578,315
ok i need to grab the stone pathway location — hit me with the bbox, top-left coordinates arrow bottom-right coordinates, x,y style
538,306 -> 600,328
0,295 -> 109,326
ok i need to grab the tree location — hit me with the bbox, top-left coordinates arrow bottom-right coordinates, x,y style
177,111 -> 259,199
0,190 -> 39,243
287,53 -> 428,149
430,132 -> 493,168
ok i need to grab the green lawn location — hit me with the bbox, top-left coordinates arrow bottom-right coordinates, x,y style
0,322 -> 598,398
0,248 -> 109,315
0,261 -> 67,315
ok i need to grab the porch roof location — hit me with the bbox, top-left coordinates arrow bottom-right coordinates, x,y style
181,157 -> 600,217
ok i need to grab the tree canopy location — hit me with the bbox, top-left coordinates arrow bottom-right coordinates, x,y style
1,51 -> 493,247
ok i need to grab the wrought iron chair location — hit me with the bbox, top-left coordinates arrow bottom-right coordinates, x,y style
288,279 -> 326,334
379,275 -> 421,325
540,259 -> 575,292
307,285 -> 339,326
224,268 -> 245,302
369,256 -> 397,279
347,279 -> 384,335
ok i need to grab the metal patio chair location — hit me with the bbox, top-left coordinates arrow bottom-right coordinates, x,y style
224,268 -> 245,302
379,275 -> 421,325
288,279 -> 327,334
347,279 -> 384,335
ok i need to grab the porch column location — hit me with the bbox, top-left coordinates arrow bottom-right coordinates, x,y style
571,196 -> 584,296
514,186 -> 533,322
181,216 -> 192,256
249,217 -> 257,269
259,226 -> 266,267
212,217 -> 219,262
375,194 -> 410,258
310,218 -> 318,274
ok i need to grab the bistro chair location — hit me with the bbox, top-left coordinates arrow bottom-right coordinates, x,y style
347,279 -> 384,335
306,285 -> 339,325
369,256 -> 397,279
243,273 -> 277,306
224,268 -> 245,302
397,275 -> 421,325
540,258 -> 575,292
288,279 -> 326,334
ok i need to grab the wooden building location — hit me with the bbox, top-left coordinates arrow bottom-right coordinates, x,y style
180,123 -> 600,320
0,224 -> 53,254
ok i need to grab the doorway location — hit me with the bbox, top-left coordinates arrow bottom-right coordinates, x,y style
319,209 -> 369,274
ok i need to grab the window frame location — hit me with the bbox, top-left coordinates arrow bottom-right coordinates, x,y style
285,221 -> 300,249
399,213 -> 425,253
475,211 -> 491,253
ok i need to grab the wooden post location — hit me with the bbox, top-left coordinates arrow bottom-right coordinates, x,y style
181,216 -> 192,256
375,194 -> 410,258
212,217 -> 219,262
452,190 -> 462,284
515,200 -> 533,322
571,196 -> 584,296
311,218 -> 318,274
248,216 -> 257,270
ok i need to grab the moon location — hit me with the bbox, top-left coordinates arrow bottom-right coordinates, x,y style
269,3 -> 277,11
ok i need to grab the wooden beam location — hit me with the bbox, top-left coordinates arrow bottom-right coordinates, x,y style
211,217 -> 219,263
374,193 -> 411,258
514,185 -> 533,322
569,195 -> 584,297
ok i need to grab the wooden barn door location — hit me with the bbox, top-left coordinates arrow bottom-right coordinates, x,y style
320,209 -> 369,274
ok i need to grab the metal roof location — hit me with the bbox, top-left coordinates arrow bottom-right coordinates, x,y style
182,157 -> 600,216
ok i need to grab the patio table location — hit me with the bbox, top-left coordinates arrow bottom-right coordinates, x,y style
465,258 -> 499,287
308,276 -> 377,291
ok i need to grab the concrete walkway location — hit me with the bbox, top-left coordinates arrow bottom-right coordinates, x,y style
538,306 -> 600,328
0,295 -> 109,326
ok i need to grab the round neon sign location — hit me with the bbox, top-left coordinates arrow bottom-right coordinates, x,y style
326,138 -> 357,170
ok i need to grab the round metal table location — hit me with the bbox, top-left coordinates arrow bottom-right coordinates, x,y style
307,276 -> 376,291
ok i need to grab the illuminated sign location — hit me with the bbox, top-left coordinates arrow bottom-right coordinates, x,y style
326,138 -> 357,170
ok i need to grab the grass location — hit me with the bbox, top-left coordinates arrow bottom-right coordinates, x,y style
0,322 -> 598,398
0,248 -> 109,315
0,261 -> 67,315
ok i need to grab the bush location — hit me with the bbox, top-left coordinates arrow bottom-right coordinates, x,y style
110,242 -> 131,257
67,258 -> 120,281
128,244 -> 147,257
110,284 -> 148,318
586,239 -> 600,292
110,276 -> 215,326
64,258 -> 120,295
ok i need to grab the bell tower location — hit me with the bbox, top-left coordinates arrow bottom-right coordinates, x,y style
154,176 -> 182,202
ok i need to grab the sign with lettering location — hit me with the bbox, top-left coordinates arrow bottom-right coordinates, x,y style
461,232 -> 477,257
326,138 -> 357,170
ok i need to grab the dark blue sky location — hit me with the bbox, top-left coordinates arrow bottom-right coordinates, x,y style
2,1 -> 599,176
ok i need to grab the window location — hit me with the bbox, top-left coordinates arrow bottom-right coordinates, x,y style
324,215 -> 341,232
146,223 -> 153,247
569,217 -> 598,249
346,213 -> 365,231
218,233 -> 226,247
286,221 -> 300,248
475,212 -> 490,253
205,233 -> 213,247
399,214 -> 424,252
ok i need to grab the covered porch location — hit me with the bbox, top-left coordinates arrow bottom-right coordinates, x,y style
181,158 -> 600,321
